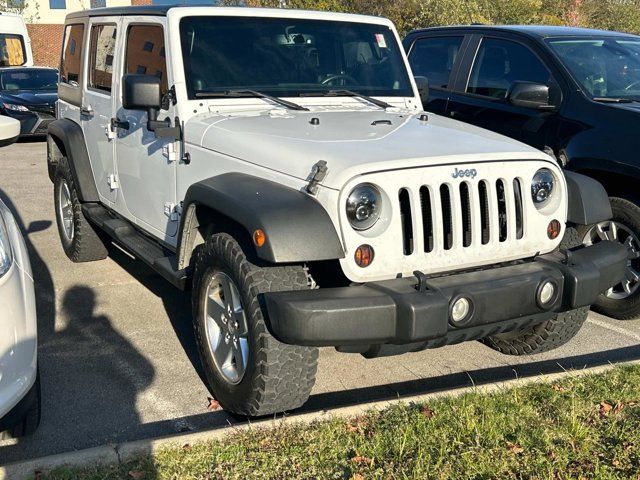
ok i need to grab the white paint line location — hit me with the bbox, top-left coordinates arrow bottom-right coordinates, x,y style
587,318 -> 640,341
4,358 -> 640,480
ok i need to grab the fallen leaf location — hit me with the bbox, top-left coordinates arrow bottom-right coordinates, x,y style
351,455 -> 372,466
420,405 -> 435,418
547,450 -> 557,460
182,443 -> 192,451
128,471 -> 145,480
599,402 -> 613,417
207,397 -> 221,411
506,441 -> 524,454
614,402 -> 625,414
352,475 -> 365,480
624,442 -> 633,452
34,471 -> 41,480
551,384 -> 568,393
612,458 -> 620,467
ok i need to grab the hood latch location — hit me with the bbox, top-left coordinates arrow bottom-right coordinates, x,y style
305,160 -> 328,196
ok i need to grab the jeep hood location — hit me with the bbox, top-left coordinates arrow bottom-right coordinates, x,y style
185,108 -> 549,190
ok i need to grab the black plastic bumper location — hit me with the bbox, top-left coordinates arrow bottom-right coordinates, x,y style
264,241 -> 627,349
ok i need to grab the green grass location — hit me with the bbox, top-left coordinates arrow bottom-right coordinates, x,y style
47,365 -> 640,480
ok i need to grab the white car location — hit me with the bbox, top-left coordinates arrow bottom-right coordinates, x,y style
0,116 -> 40,439
48,6 -> 626,416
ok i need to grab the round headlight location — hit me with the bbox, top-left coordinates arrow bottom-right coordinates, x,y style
531,168 -> 555,207
346,183 -> 382,231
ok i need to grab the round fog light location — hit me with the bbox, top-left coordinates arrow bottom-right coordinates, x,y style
547,220 -> 561,240
537,280 -> 558,309
354,244 -> 374,268
451,297 -> 471,324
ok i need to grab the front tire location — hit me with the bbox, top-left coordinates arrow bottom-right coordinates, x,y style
54,156 -> 108,263
192,233 -> 318,416
577,197 -> 640,320
482,307 -> 589,356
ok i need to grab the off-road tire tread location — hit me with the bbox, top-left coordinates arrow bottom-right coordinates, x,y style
482,307 -> 589,355
193,233 -> 318,416
54,157 -> 108,263
576,197 -> 640,320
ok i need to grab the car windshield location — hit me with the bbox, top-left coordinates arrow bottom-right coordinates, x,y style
0,69 -> 58,91
179,16 -> 413,100
547,37 -> 640,100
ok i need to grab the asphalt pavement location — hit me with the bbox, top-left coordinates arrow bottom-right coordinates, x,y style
1,140 -> 640,465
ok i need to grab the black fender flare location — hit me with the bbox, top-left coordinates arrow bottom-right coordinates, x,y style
178,173 -> 345,266
564,171 -> 612,225
47,119 -> 99,202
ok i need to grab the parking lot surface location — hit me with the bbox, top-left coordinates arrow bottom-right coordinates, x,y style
1,141 -> 640,465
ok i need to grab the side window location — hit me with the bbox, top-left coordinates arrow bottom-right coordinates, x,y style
467,38 -> 551,99
61,24 -> 84,86
408,36 -> 464,89
125,24 -> 168,95
88,24 -> 117,93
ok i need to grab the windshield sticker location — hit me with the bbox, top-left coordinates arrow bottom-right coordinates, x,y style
375,34 -> 387,49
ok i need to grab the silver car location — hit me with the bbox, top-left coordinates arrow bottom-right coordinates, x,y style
0,116 -> 40,439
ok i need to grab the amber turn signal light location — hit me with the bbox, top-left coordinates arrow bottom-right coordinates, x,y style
253,229 -> 266,247
354,244 -> 374,268
547,220 -> 561,240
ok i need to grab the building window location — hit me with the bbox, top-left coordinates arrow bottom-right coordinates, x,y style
143,41 -> 153,52
90,0 -> 106,7
49,0 -> 66,9
69,38 -> 76,55
136,65 -> 146,74
126,24 -> 168,95
159,46 -> 165,58
105,54 -> 113,66
155,70 -> 162,79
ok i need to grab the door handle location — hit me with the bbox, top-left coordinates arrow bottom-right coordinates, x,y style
80,105 -> 93,117
110,117 -> 130,131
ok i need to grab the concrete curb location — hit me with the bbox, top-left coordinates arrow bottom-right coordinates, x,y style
3,359 -> 639,479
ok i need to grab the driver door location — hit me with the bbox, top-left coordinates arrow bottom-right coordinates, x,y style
114,19 -> 178,241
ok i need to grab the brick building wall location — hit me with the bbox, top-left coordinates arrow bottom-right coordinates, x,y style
27,24 -> 65,67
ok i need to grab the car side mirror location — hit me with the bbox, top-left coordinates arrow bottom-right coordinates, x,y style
122,74 -> 164,131
0,117 -> 20,147
414,76 -> 429,102
508,81 -> 556,111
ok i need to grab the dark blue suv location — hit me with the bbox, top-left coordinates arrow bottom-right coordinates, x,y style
404,25 -> 640,320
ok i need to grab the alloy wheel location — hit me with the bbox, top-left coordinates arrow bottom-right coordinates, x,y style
58,179 -> 74,242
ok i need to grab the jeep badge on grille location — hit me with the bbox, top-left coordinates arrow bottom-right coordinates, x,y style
452,167 -> 478,179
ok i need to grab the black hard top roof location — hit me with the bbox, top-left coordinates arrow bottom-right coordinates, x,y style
408,24 -> 640,40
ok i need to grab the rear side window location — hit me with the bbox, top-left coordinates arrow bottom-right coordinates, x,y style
89,24 -> 117,93
408,36 -> 464,89
0,34 -> 26,67
467,37 -> 551,99
125,24 -> 168,95
61,24 -> 85,86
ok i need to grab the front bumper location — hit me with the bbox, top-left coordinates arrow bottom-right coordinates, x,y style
3,107 -> 55,136
265,241 -> 627,350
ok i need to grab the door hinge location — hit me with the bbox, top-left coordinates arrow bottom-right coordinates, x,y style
107,174 -> 119,190
162,142 -> 178,162
164,202 -> 181,221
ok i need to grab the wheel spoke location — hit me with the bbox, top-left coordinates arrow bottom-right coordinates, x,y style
596,224 -> 609,241
213,335 -> 232,367
627,267 -> 640,283
219,276 -> 235,312
606,287 -> 615,297
207,294 -> 227,328
609,221 -> 618,241
623,279 -> 633,295
232,339 -> 247,378
232,311 -> 248,336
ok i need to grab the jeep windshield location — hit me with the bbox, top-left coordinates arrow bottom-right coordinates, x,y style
179,16 -> 413,100
547,37 -> 640,101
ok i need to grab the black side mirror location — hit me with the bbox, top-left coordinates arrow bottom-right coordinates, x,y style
122,74 -> 165,131
508,81 -> 555,111
414,76 -> 429,103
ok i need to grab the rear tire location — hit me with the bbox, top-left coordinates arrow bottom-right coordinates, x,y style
482,307 -> 589,355
577,197 -> 640,320
192,232 -> 318,416
54,156 -> 108,263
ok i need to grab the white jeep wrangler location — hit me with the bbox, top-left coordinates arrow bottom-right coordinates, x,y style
48,6 -> 627,416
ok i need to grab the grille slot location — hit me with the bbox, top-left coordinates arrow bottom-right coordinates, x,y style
496,179 -> 507,242
513,178 -> 524,240
460,182 -> 472,247
399,188 -> 414,255
440,184 -> 453,250
420,186 -> 434,253
479,180 -> 490,245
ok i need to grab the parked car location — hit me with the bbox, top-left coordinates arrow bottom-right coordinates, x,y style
404,25 -> 640,319
48,6 -> 626,416
0,67 -> 58,137
0,115 -> 40,439
0,12 -> 34,67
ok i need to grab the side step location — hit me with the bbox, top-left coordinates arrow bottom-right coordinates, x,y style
82,203 -> 188,290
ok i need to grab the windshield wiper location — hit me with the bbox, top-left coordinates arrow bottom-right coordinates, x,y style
300,90 -> 393,109
194,89 -> 308,111
592,97 -> 637,103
